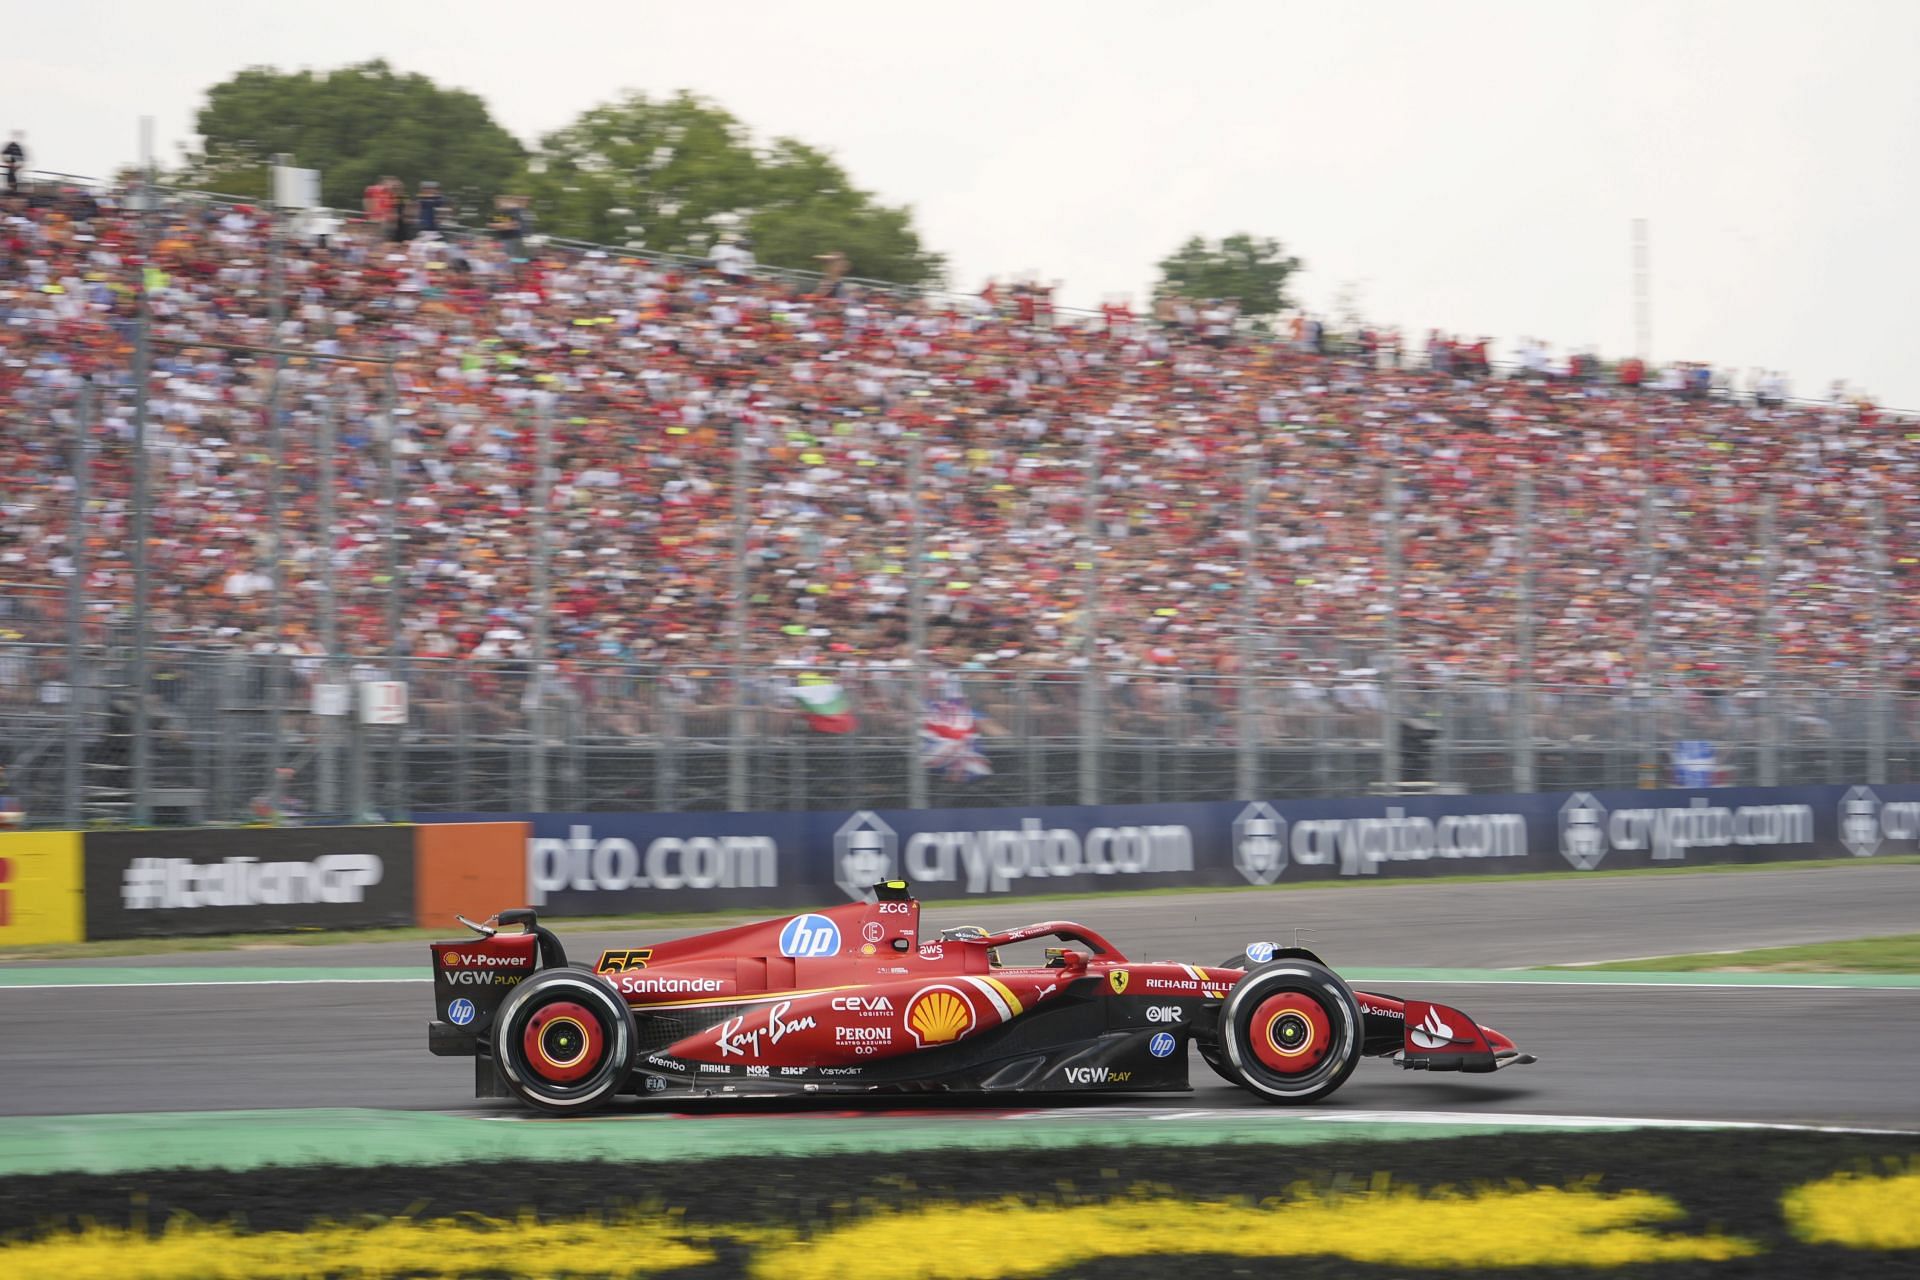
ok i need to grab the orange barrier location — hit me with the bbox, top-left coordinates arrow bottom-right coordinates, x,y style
414,823 -> 528,929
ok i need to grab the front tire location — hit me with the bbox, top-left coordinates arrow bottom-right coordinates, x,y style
1216,960 -> 1364,1104
491,969 -> 635,1113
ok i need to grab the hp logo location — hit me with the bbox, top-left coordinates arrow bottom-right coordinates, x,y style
778,913 -> 843,958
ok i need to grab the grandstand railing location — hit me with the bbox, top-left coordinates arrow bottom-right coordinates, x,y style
1,636 -> 1913,825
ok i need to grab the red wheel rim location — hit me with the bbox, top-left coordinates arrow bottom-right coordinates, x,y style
1249,991 -> 1332,1074
521,1000 -> 605,1084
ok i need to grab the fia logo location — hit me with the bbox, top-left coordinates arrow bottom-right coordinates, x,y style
778,913 -> 842,958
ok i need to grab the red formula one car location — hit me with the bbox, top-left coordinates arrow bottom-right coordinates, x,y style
426,882 -> 1535,1113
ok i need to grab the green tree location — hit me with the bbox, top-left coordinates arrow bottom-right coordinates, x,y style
177,60 -> 526,215
1154,233 -> 1303,319
528,91 -> 944,286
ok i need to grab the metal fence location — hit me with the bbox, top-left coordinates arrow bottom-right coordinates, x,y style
2,625 -> 1914,826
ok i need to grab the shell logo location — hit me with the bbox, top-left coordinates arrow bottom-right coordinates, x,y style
904,985 -> 976,1047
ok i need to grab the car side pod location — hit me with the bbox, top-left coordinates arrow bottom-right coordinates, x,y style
1395,999 -> 1538,1073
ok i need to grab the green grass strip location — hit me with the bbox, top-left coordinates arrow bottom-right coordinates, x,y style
0,1107 -> 1595,1177
1561,933 -> 1920,975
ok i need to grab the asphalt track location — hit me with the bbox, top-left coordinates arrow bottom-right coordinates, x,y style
4,864 -> 1917,1129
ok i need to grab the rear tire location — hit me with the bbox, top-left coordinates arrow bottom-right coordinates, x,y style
1217,960 -> 1364,1104
491,969 -> 635,1113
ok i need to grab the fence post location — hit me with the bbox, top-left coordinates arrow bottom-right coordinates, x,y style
1237,454 -> 1261,799
1515,465 -> 1536,792
1756,490 -> 1778,787
907,433 -> 928,808
317,400 -> 340,819
381,355 -> 408,818
65,387 -> 92,825
529,400 -> 551,813
1638,423 -> 1660,787
265,173 -> 288,820
1869,492 -> 1889,785
130,118 -> 155,825
728,414 -> 751,811
1079,428 -> 1101,806
1381,432 -> 1402,789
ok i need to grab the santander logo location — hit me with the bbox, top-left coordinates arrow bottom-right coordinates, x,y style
1410,1007 -> 1455,1050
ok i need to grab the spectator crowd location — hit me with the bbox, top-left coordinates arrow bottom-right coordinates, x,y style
2,176 -> 1916,716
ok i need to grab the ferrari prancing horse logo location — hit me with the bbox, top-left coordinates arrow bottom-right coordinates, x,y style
1109,970 -> 1129,995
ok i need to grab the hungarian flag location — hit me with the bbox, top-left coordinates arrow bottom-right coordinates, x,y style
922,698 -> 991,781
791,677 -> 857,734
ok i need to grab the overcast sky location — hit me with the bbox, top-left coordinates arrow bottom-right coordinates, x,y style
16,1 -> 1919,405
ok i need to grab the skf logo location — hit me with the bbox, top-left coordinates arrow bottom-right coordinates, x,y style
0,856 -> 10,928
1108,970 -> 1129,995
596,949 -> 654,973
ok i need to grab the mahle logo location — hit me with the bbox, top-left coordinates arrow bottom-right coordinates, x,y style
834,811 -> 897,901
1839,787 -> 1881,857
1233,802 -> 1288,885
1559,792 -> 1608,871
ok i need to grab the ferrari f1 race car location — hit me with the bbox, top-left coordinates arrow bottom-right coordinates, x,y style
427,881 -> 1536,1113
